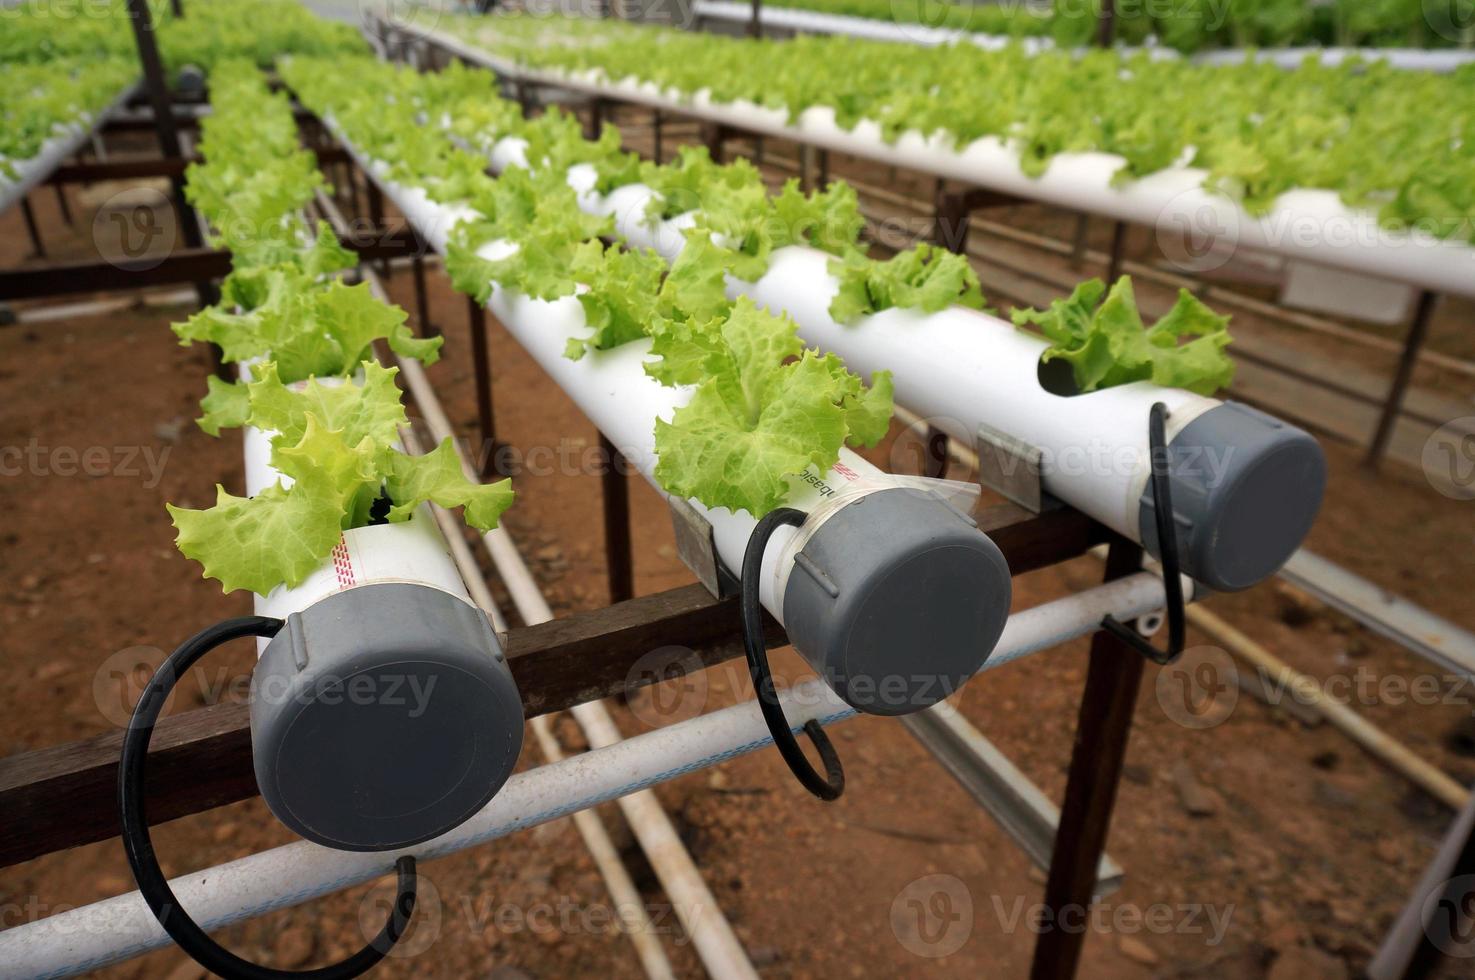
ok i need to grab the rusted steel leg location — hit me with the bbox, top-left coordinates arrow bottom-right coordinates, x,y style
1366,290 -> 1437,469
467,295 -> 498,479
1030,538 -> 1145,980
599,432 -> 634,605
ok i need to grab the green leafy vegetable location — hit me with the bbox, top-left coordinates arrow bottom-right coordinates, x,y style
1012,277 -> 1235,395
648,299 -> 893,515
828,244 -> 986,323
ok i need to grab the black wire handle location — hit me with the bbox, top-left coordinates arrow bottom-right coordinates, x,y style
119,616 -> 420,980
740,508 -> 845,801
1102,401 -> 1187,665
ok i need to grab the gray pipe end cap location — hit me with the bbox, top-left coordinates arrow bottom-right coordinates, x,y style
1140,401 -> 1326,592
250,583 -> 524,852
781,487 -> 1012,717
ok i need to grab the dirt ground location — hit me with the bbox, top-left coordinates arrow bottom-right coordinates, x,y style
3,119 -> 1475,980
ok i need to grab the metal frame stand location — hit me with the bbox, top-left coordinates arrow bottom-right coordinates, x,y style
1366,289 -> 1438,469
1030,537 -> 1147,979
599,433 -> 634,604
124,0 -> 216,313
18,198 -> 46,258
466,294 -> 499,480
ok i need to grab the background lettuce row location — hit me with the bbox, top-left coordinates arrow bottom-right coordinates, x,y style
441,12 -> 1475,244
751,0 -> 1475,51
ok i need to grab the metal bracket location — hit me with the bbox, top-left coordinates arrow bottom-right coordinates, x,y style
975,421 -> 1046,513
667,497 -> 738,599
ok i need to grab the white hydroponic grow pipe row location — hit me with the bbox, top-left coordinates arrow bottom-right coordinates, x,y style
690,0 -> 1057,53
473,134 -> 1324,594
403,19 -> 1475,300
381,319 -> 760,980
0,569 -> 1181,979
692,0 -> 1475,72
330,123 -> 938,638
0,81 -> 138,215
326,115 -> 1018,719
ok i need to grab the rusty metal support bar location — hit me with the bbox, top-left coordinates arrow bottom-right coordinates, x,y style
1030,536 -> 1145,980
125,0 -> 215,310
18,197 -> 45,258
1366,289 -> 1438,469
599,432 -> 635,605
0,248 -> 232,301
467,293 -> 499,479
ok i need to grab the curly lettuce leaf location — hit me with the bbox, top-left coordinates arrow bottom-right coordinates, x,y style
648,298 -> 893,515
828,244 -> 986,323
197,375 -> 251,437
1012,277 -> 1235,396
564,241 -> 668,360
383,438 -> 515,530
168,481 -> 345,596
245,360 -> 408,449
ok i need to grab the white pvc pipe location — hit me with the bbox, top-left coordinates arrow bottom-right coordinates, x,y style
1193,45 -> 1475,72
394,423 -> 677,980
0,82 -> 138,215
498,151 -> 1213,552
736,246 -> 1218,545
0,571 -> 1176,979
407,21 -> 1475,299
692,0 -> 1475,73
690,0 -> 1056,53
392,334 -> 760,980
334,128 -> 903,624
